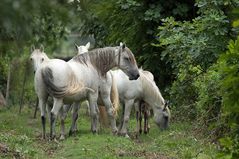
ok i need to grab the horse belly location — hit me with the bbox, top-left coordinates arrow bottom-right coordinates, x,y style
63,91 -> 88,104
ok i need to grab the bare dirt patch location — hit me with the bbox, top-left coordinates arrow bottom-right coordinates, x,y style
118,149 -> 170,159
0,142 -> 21,159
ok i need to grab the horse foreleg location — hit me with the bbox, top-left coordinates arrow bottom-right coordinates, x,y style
147,109 -> 151,132
69,102 -> 80,136
101,96 -> 118,134
39,97 -> 47,140
118,103 -> 125,132
134,102 -> 140,138
50,98 -> 63,140
144,106 -> 148,134
120,99 -> 134,137
139,102 -> 143,134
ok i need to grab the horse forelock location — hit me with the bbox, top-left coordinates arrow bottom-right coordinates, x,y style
31,49 -> 49,60
140,72 -> 165,108
73,47 -> 117,76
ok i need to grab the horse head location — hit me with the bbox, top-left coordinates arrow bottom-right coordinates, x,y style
30,45 -> 49,74
154,100 -> 171,130
116,42 -> 140,80
75,42 -> 90,54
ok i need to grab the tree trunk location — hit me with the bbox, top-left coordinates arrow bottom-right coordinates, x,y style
0,91 -> 6,107
5,63 -> 11,106
19,62 -> 27,113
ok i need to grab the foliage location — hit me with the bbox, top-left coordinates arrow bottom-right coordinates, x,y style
156,0 -> 238,118
0,0 -> 74,105
215,36 -> 239,158
75,0 -> 196,90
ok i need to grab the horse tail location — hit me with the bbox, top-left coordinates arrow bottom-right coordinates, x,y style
41,67 -> 94,98
110,71 -> 119,117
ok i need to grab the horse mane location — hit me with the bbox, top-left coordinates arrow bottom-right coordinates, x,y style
140,71 -> 165,108
73,47 -> 117,76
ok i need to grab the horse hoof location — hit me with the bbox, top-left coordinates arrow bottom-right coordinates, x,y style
59,135 -> 65,141
112,129 -> 118,135
92,130 -> 97,134
139,129 -> 142,134
50,134 -> 56,141
144,131 -> 148,134
69,130 -> 73,136
125,134 -> 130,138
42,135 -> 46,140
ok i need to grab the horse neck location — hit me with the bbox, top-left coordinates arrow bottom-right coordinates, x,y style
88,48 -> 118,76
141,74 -> 164,109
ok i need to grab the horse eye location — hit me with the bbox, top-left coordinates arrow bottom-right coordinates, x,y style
30,58 -> 33,61
124,57 -> 130,61
41,58 -> 44,62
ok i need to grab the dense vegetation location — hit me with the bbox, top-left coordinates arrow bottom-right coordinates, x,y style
0,0 -> 239,158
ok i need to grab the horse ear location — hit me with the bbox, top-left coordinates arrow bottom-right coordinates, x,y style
75,43 -> 79,50
86,42 -> 90,50
120,42 -> 126,49
30,45 -> 35,53
40,44 -> 44,52
164,100 -> 170,111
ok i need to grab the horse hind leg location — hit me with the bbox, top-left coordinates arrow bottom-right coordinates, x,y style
50,98 -> 64,140
59,107 -> 66,140
89,94 -> 99,134
69,102 -> 80,136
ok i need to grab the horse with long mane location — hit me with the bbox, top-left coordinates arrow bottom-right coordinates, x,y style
112,69 -> 170,137
70,42 -> 120,131
35,43 -> 140,139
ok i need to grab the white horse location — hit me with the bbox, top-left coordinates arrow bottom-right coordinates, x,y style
35,43 -> 140,139
111,69 -> 170,137
30,43 -> 120,139
69,42 -> 120,133
30,45 -> 75,140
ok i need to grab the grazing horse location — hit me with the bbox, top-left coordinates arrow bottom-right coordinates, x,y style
35,43 -> 140,139
135,70 -> 154,134
112,69 -> 170,137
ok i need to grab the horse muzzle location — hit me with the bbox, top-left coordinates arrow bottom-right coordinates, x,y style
129,73 -> 140,80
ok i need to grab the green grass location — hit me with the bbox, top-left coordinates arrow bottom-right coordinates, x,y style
0,106 -> 218,159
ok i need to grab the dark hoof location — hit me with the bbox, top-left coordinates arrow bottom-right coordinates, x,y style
92,130 -> 98,134
144,130 -> 148,134
69,130 -> 73,136
139,129 -> 142,134
50,134 -> 56,141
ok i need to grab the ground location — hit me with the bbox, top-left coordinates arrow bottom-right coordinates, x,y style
0,106 -> 218,159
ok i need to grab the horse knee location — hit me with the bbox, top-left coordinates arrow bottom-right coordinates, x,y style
90,111 -> 98,118
107,108 -> 114,117
124,116 -> 130,122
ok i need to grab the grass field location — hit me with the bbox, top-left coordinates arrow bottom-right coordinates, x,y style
0,106 -> 218,159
